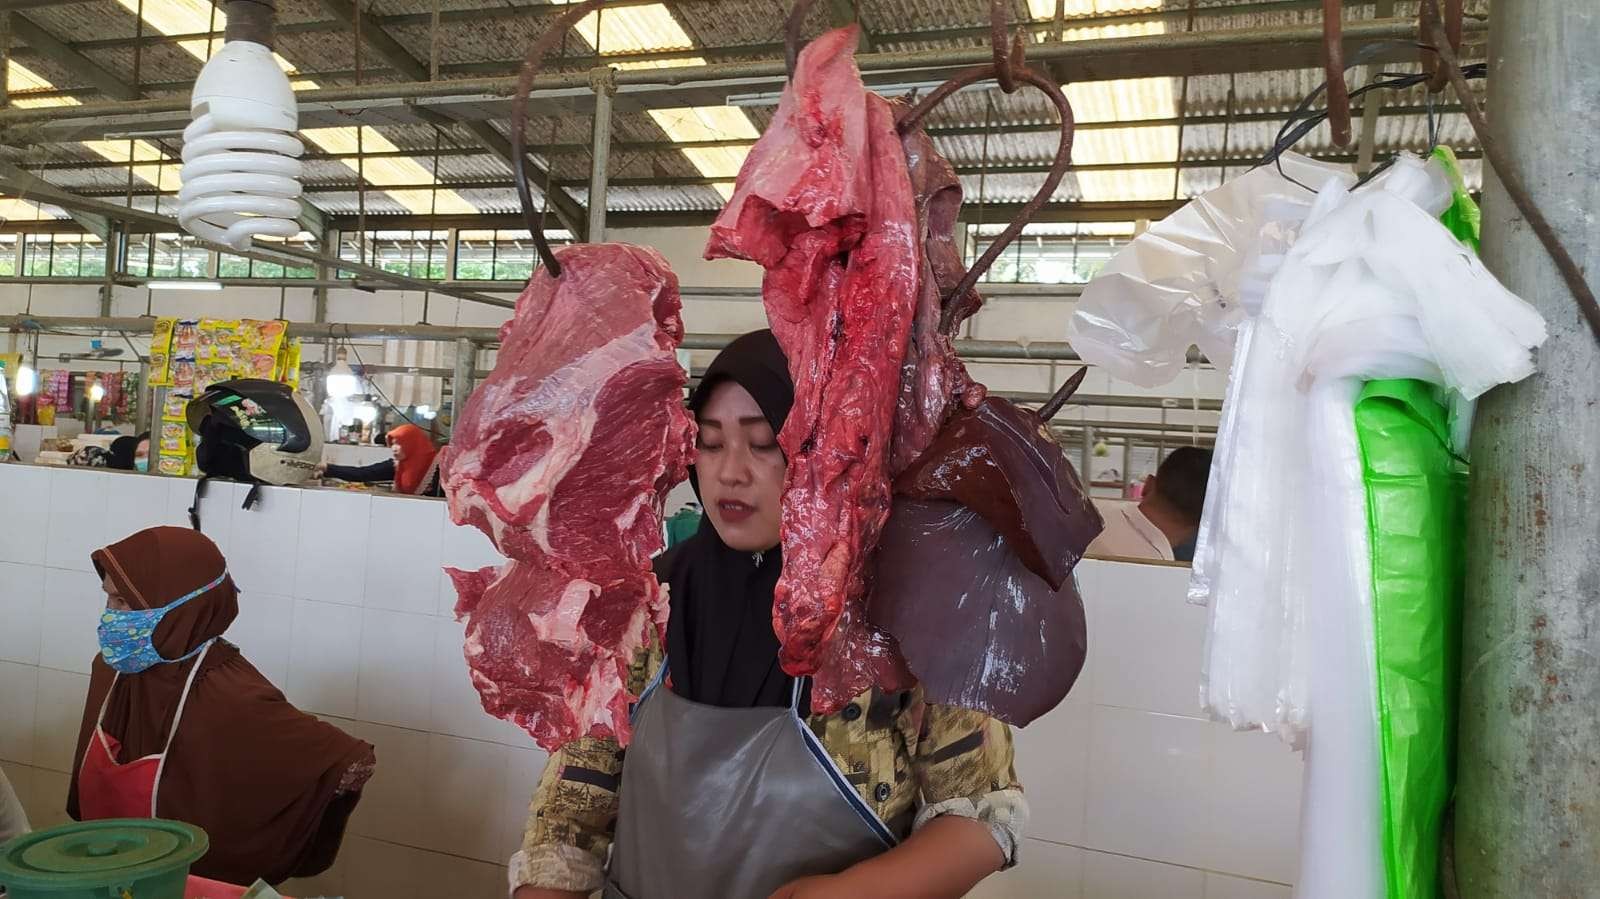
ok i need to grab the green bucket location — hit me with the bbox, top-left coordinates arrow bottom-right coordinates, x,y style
0,819 -> 208,899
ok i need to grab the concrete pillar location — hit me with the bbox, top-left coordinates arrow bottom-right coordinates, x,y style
1454,1 -> 1600,894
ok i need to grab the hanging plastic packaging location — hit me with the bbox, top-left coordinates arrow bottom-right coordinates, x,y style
1067,152 -> 1355,386
1358,380 -> 1467,899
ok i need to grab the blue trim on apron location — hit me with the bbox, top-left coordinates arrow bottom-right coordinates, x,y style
786,677 -> 898,850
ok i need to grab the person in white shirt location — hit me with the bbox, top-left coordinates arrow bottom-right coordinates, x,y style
1089,447 -> 1212,562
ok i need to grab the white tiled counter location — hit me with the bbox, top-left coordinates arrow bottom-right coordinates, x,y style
0,463 -> 1303,897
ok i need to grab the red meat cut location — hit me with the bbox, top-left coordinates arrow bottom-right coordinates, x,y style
706,24 -> 916,712
443,244 -> 694,573
447,562 -> 668,749
891,112 -> 984,475
440,243 -> 694,750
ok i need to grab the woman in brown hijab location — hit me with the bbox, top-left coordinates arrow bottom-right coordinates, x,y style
67,526 -> 375,887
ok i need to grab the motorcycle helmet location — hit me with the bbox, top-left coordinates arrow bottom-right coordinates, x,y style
186,379 -> 323,486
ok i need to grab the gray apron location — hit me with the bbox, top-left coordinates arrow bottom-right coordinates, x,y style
604,665 -> 897,899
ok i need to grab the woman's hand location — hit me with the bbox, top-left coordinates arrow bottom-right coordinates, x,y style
313,463 -> 328,479
767,874 -> 854,899
511,888 -> 586,899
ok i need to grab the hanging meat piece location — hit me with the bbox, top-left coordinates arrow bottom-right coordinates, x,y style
440,243 -> 695,750
868,500 -> 1087,725
890,114 -> 984,476
894,395 -> 1104,590
705,25 -> 916,711
443,244 -> 694,573
447,562 -> 669,750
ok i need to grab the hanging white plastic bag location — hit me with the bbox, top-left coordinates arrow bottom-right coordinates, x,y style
1068,152 -> 1355,387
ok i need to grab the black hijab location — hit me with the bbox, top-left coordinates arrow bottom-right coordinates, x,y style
108,434 -> 142,470
657,330 -> 798,709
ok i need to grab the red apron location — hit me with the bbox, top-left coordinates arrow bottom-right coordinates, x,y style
78,643 -> 212,820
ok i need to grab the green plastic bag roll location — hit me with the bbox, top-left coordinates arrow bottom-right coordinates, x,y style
1357,379 -> 1468,899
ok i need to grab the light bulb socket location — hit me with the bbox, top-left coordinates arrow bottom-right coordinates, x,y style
225,0 -> 278,48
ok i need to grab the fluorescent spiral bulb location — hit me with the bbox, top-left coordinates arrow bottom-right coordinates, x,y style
15,365 -> 36,397
89,382 -> 106,404
179,2 -> 303,251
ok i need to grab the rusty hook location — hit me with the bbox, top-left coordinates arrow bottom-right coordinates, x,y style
989,0 -> 1020,93
511,0 -> 608,278
897,1 -> 1074,335
1321,0 -> 1353,147
1037,366 -> 1089,422
1419,0 -> 1463,93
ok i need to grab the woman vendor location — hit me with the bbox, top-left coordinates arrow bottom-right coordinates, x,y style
68,526 -> 375,886
317,421 -> 442,496
511,331 -> 1025,899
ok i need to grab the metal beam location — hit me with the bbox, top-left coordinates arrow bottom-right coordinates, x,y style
312,0 -> 588,238
9,13 -> 137,102
61,151 -> 1487,200
0,171 -> 513,308
0,18 -> 1485,143
0,158 -> 108,237
18,103 -> 1470,167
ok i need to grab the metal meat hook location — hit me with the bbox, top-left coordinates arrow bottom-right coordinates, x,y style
784,0 -> 862,77
894,0 -> 1077,335
512,0 -> 611,279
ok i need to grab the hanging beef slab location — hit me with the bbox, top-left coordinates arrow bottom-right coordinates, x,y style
868,500 -> 1087,725
447,562 -> 668,749
705,24 -> 915,712
440,243 -> 694,750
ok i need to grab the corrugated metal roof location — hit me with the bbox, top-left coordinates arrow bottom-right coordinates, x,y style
1,0 -> 1495,222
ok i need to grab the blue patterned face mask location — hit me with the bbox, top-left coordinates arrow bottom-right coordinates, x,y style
97,571 -> 228,674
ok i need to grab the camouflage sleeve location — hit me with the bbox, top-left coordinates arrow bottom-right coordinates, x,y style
507,638 -> 664,893
911,704 -> 1029,868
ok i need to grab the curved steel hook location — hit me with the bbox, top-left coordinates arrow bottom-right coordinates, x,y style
512,0 -> 607,278
1321,0 -> 1353,147
896,2 -> 1075,335
1418,0 -> 1462,93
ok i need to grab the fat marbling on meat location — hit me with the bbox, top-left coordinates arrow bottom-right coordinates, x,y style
440,243 -> 694,749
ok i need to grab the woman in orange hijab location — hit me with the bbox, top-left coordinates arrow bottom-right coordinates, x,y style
318,422 -> 441,495
69,526 -> 375,886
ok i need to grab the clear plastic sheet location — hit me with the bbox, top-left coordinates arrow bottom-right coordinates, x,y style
1067,152 -> 1355,387
1181,155 -> 1545,899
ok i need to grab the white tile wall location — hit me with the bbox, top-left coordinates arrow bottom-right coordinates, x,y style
37,568 -> 104,675
44,469 -> 109,572
32,668 -> 91,773
0,561 -> 45,665
227,486 -> 302,597
357,608 -> 437,731
1082,849 -> 1206,899
364,495 -> 445,614
0,660 -> 39,764
422,732 -> 507,861
1205,729 -> 1303,884
971,839 -> 1084,899
102,473 -> 178,548
3,467 -> 1301,895
1084,707 -> 1211,869
294,488 -> 372,605
0,464 -> 50,564
229,591 -> 295,687
286,599 -> 362,718
1088,563 -> 1208,718
1014,693 -> 1090,847
1205,872 -> 1295,899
